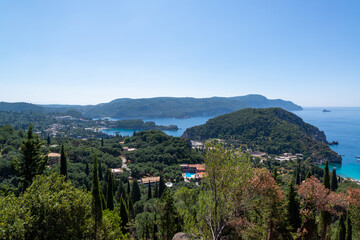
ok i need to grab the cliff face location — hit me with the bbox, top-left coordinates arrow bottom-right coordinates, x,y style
182,108 -> 341,164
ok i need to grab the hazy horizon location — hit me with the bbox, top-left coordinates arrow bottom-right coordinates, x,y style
1,0 -> 359,107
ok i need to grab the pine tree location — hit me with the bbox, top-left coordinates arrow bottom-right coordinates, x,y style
60,144 -> 67,179
323,160 -> 330,190
15,124 -> 47,191
159,175 -> 165,198
346,212 -> 352,240
92,154 -> 102,237
331,168 -> 339,191
338,215 -> 346,240
107,170 -> 114,211
120,197 -> 129,231
98,162 -> 103,181
148,181 -> 152,200
305,171 -> 312,179
287,181 -> 301,232
154,181 -> 159,198
132,179 -> 141,203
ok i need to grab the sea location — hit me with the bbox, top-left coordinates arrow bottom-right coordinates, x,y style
101,107 -> 360,180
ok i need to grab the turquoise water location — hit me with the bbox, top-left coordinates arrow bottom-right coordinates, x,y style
101,116 -> 212,137
295,107 -> 360,180
101,108 -> 360,180
185,172 -> 195,178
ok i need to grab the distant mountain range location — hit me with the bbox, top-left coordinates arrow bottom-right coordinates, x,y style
182,108 -> 341,163
0,94 -> 302,119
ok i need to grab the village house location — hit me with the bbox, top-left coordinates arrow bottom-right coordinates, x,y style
47,152 -> 61,165
140,176 -> 160,186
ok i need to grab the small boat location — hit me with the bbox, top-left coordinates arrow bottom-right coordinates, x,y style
356,156 -> 360,158
323,109 -> 331,112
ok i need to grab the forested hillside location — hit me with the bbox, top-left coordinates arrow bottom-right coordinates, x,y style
183,108 -> 341,163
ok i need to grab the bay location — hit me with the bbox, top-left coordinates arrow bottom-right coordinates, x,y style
101,107 -> 360,180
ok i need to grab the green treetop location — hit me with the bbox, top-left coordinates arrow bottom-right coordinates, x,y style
15,124 -> 47,191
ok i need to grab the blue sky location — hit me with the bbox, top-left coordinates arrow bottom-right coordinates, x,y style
0,0 -> 359,106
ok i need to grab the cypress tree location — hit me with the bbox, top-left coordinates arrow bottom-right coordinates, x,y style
120,197 -> 129,231
132,179 -> 141,203
85,163 -> 89,176
338,215 -> 346,240
295,169 -> 301,185
272,167 -> 278,183
116,180 -> 126,202
128,197 -> 135,221
148,181 -> 152,200
287,181 -> 301,232
305,171 -> 312,179
101,138 -> 104,146
98,162 -> 103,181
346,212 -> 352,240
107,170 -> 114,211
331,168 -> 339,191
60,144 -> 67,179
153,214 -> 158,240
127,181 -> 131,195
323,160 -> 330,190
15,124 -> 47,191
159,175 -> 165,198
101,192 -> 107,210
47,135 -> 51,145
92,154 -> 102,236
154,181 -> 159,198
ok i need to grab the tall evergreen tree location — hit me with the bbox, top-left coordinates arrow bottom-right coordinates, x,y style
116,180 -> 126,202
92,154 -> 102,238
148,181 -> 152,200
120,197 -> 129,231
323,160 -> 330,190
132,179 -> 141,203
295,169 -> 301,185
272,167 -> 278,183
107,170 -> 114,211
153,214 -> 158,240
60,144 -> 67,179
338,215 -> 346,240
47,135 -> 51,145
287,181 -> 301,232
15,124 -> 47,191
101,192 -> 107,210
154,181 -> 159,198
101,138 -> 104,146
127,181 -> 131,195
331,168 -> 339,191
98,162 -> 103,181
305,171 -> 312,179
346,212 -> 352,240
159,190 -> 177,240
128,197 -> 135,221
85,163 -> 89,176
159,175 -> 166,198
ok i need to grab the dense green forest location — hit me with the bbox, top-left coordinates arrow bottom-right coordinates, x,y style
183,108 -> 341,164
1,94 -> 302,119
1,117 -> 360,239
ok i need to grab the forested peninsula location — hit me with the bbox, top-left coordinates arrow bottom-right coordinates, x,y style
182,108 -> 341,163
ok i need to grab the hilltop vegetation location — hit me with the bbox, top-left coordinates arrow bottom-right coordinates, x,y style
1,94 -> 302,118
183,108 -> 341,163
